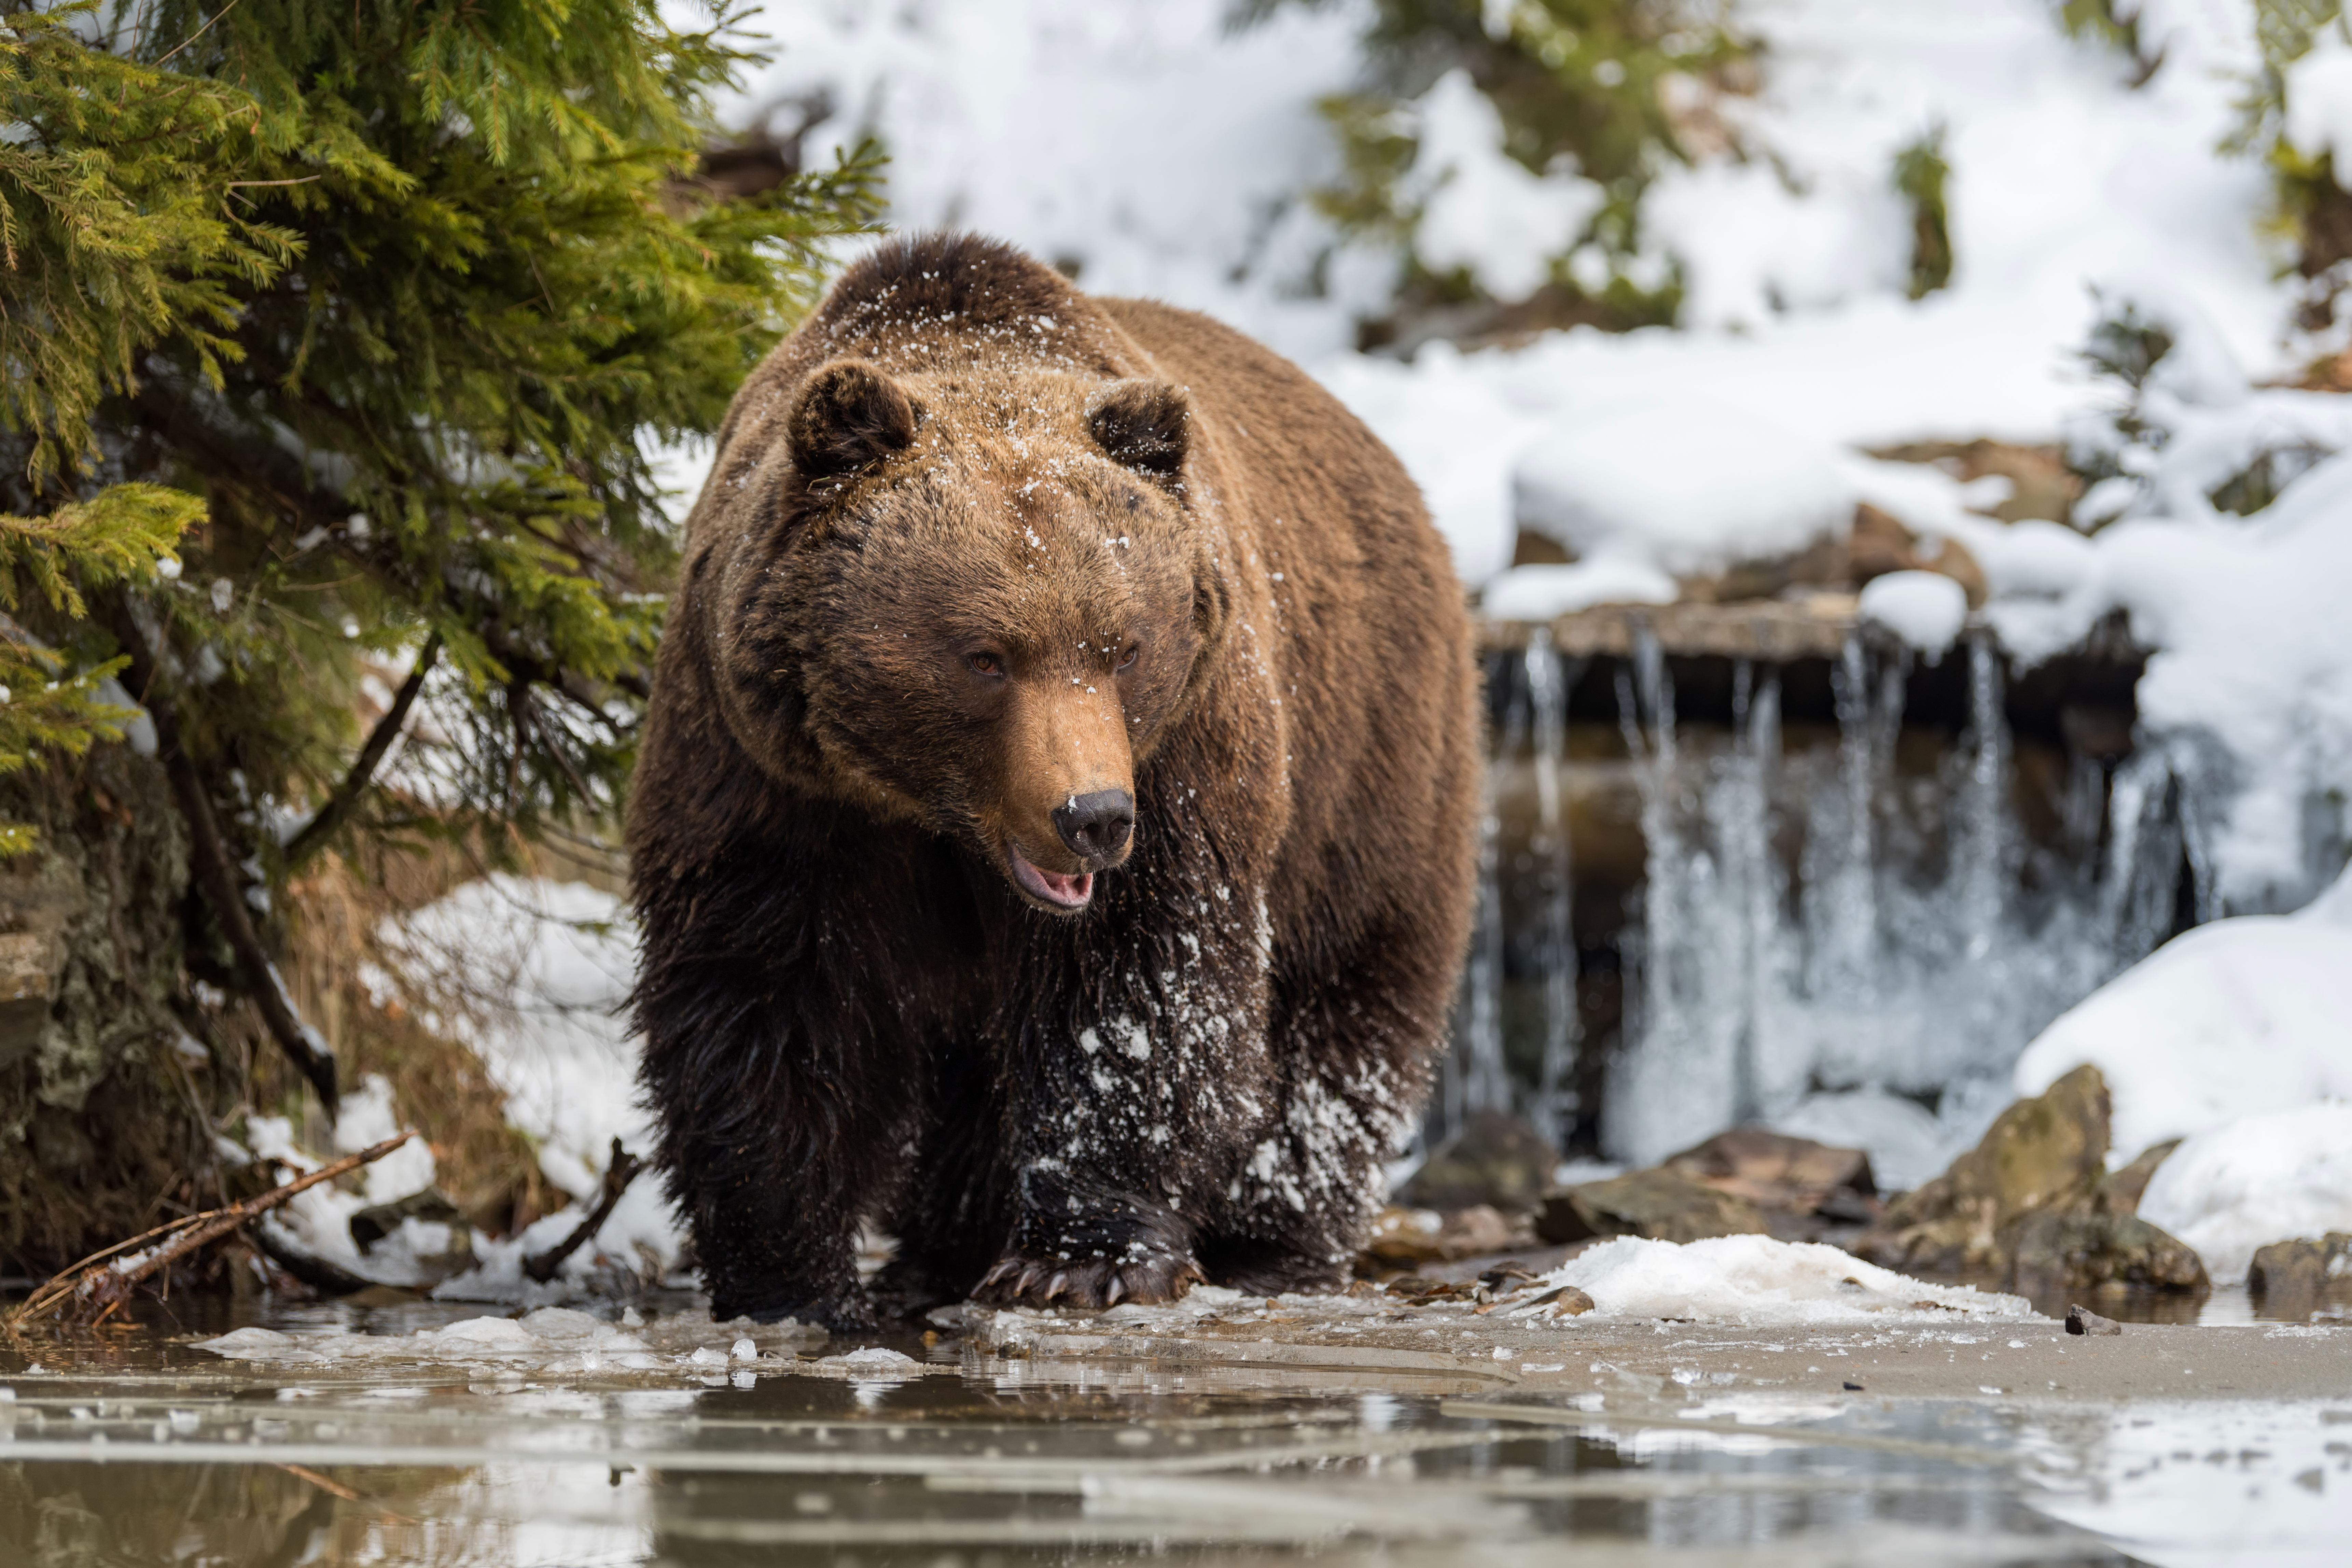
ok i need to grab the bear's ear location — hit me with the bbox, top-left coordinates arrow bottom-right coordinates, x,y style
788,359 -> 917,484
1086,379 -> 1190,480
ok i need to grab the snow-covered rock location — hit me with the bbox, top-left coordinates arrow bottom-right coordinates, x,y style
1479,558 -> 1679,621
2013,865 -> 2352,1281
2137,1106 -> 2352,1285
1859,570 -> 1969,656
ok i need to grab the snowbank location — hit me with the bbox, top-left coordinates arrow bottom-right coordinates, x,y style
2013,864 -> 2352,1160
1514,400 -> 1854,576
243,1076 -> 457,1289
1521,1235 -> 2036,1325
371,875 -> 683,1302
2137,1106 -> 2352,1285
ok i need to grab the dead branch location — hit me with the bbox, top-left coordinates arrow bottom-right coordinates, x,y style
6,1132 -> 413,1327
108,599 -> 341,1114
283,630 -> 442,869
524,1137 -> 644,1284
249,1217 -> 381,1296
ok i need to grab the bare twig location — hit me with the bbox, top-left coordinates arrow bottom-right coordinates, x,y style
6,1132 -> 412,1327
108,601 -> 340,1114
524,1137 -> 644,1284
283,631 -> 442,868
153,0 -> 246,68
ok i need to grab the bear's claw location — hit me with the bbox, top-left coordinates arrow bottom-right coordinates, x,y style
973,1250 -> 1204,1311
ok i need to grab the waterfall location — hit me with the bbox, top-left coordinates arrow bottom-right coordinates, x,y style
1603,632 -> 2165,1182
1440,615 -> 2339,1186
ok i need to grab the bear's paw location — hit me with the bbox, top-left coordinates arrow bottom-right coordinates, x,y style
974,1248 -> 1206,1311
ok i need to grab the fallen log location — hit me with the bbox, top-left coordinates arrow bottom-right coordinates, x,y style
5,1131 -> 414,1328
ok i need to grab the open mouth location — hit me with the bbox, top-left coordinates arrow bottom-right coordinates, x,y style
1008,844 -> 1094,911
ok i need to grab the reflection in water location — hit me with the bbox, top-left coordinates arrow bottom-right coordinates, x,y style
3,1316 -> 2347,1566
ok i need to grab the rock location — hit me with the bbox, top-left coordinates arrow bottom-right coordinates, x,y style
1519,1284 -> 1595,1317
2065,1303 -> 2123,1336
2096,1139 -> 2182,1214
2249,1233 -> 2352,1321
1856,1072 -> 2206,1299
1662,1125 -> 1877,1235
1536,1166 -> 1768,1246
1395,1109 -> 1557,1214
1675,533 -> 1852,604
2249,1232 -> 2352,1294
1855,1064 -> 2111,1276
1872,439 -> 2084,529
0,930 -> 55,1071
2009,1205 -> 2209,1297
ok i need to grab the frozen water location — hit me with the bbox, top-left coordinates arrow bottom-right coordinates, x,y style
194,1307 -> 825,1380
1603,632 -> 2128,1175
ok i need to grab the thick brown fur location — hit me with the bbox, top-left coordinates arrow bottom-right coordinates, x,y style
629,233 -> 1479,1328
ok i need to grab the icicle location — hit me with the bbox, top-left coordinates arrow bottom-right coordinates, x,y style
1524,628 -> 1578,1149
1810,634 -> 1888,1000
1461,645 -> 1527,1120
1952,633 -> 2011,963
1722,659 -> 1781,1126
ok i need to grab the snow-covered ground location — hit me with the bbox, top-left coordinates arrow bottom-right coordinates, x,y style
250,878 -> 684,1302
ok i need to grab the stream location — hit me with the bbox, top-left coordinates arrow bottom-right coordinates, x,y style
5,1297 -> 2348,1565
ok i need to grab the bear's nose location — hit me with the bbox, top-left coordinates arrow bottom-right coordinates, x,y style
1053,789 -> 1135,863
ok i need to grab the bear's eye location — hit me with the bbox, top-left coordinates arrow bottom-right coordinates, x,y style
966,651 -> 1004,676
1117,645 -> 1139,671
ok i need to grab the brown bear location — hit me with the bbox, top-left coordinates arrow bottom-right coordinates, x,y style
629,232 -> 1479,1328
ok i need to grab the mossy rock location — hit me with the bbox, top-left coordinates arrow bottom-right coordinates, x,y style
2249,1233 -> 2352,1315
2008,1204 -> 2208,1297
1856,1065 -> 2111,1276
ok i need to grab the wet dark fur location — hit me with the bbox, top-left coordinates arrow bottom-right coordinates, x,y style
629,233 -> 1480,1328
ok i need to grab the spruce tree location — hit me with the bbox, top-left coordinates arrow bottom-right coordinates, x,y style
0,0 -> 877,1257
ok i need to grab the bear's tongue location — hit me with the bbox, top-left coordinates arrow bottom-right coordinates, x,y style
1010,848 -> 1093,910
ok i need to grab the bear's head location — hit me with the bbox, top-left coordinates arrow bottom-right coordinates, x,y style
716,358 -> 1231,915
